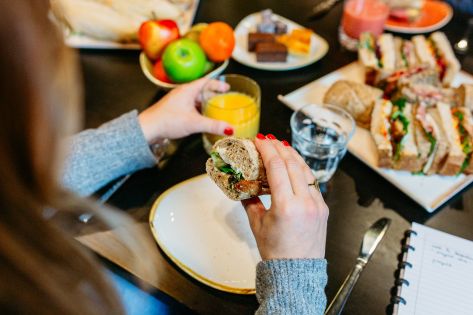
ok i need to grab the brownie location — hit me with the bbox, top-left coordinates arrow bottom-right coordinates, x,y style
248,32 -> 275,52
255,42 -> 287,62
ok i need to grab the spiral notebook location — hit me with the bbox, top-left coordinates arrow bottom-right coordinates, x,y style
393,223 -> 473,315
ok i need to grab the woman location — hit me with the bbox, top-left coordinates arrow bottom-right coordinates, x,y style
0,1 -> 329,314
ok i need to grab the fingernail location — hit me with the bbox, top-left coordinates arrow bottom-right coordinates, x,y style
256,133 -> 265,140
281,140 -> 290,147
224,127 -> 234,136
266,134 -> 276,140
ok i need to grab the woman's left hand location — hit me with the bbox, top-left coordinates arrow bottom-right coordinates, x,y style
138,78 -> 233,144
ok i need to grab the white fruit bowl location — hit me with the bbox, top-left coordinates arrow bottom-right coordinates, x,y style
139,52 -> 229,90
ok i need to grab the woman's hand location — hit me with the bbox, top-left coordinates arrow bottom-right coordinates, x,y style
138,78 -> 233,144
242,134 -> 329,260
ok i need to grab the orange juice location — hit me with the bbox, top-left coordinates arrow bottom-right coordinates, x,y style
203,92 -> 260,149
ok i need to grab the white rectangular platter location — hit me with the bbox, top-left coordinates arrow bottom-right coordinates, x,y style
278,61 -> 473,212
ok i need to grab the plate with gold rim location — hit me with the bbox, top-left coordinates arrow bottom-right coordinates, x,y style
149,174 -> 271,294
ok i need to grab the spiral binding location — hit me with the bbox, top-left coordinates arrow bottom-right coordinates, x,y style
389,229 -> 417,314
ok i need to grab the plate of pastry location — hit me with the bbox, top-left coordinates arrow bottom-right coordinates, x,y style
232,9 -> 329,71
279,32 -> 473,212
50,0 -> 200,49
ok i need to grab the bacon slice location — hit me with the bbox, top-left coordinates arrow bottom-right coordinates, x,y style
234,180 -> 270,196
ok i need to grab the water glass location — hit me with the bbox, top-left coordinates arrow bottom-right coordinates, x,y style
290,104 -> 355,184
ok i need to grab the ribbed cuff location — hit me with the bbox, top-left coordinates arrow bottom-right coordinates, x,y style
118,110 -> 158,168
255,259 -> 327,315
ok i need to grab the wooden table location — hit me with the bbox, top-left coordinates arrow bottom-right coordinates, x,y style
78,1 -> 473,314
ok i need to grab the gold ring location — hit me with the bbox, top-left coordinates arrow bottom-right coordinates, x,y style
308,179 -> 320,191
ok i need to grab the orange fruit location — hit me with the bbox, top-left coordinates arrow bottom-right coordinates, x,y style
199,22 -> 235,62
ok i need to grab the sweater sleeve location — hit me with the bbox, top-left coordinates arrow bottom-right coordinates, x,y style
62,110 -> 158,196
255,259 -> 327,315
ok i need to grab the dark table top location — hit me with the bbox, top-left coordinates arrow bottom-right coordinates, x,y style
79,1 -> 473,314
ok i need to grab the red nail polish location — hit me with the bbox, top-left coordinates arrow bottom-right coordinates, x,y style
256,133 -> 265,140
282,140 -> 290,147
224,127 -> 233,136
266,134 -> 276,140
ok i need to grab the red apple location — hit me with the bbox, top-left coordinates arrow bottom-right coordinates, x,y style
153,59 -> 172,83
138,20 -> 179,61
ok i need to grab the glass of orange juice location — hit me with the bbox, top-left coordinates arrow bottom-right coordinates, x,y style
201,74 -> 261,154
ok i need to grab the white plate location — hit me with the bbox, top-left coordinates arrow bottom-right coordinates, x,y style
149,174 -> 270,294
139,52 -> 229,90
278,62 -> 473,212
61,0 -> 200,49
232,12 -> 329,71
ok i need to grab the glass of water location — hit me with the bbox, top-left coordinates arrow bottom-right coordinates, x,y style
290,104 -> 355,184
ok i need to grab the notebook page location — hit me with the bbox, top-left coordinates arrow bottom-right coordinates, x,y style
397,223 -> 473,315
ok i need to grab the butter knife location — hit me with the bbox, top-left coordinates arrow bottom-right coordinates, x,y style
310,0 -> 342,19
325,218 -> 391,315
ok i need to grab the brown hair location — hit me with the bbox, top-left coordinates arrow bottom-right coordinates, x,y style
0,1 -> 157,314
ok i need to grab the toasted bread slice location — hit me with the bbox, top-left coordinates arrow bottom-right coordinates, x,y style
412,35 -> 436,68
392,103 -> 422,172
424,107 -> 449,174
413,109 -> 431,172
455,107 -> 473,174
430,32 -> 461,86
378,33 -> 396,74
436,103 -> 465,175
371,99 -> 393,168
457,84 -> 473,110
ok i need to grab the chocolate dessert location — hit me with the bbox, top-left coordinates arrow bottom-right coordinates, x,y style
255,42 -> 287,62
248,32 -> 275,52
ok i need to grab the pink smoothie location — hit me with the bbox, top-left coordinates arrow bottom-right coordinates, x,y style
342,0 -> 389,39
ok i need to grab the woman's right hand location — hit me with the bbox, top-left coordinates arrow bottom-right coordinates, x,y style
242,134 -> 329,260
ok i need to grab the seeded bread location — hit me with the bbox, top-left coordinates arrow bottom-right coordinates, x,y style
324,80 -> 383,129
206,138 -> 267,201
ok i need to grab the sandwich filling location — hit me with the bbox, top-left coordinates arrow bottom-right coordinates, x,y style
210,151 -> 269,195
452,109 -> 473,173
390,98 -> 410,161
211,152 -> 243,183
428,39 -> 448,82
415,105 -> 438,173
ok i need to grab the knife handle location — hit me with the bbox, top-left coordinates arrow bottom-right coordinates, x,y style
325,261 -> 365,315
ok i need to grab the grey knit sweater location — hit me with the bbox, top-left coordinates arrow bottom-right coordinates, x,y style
63,110 -> 328,314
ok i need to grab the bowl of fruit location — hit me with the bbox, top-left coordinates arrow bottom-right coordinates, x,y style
139,20 -> 234,89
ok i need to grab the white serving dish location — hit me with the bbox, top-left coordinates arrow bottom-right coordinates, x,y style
278,61 -> 473,212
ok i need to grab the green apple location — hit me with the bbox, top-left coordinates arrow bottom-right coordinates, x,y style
162,38 -> 207,83
203,60 -> 215,74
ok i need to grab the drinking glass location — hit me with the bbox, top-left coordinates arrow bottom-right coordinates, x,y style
290,104 -> 355,184
339,0 -> 389,51
201,74 -> 261,154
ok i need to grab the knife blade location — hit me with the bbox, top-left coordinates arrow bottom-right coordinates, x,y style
310,0 -> 342,19
325,218 -> 391,315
